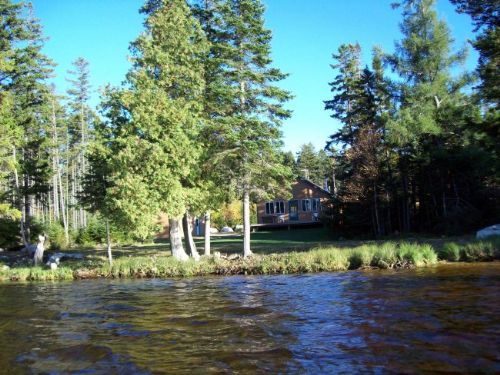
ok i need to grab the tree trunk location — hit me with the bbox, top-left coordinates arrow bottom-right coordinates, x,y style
13,148 -> 28,246
204,211 -> 211,256
169,218 -> 189,261
24,172 -> 31,242
71,166 -> 77,229
105,219 -> 112,266
243,189 -> 252,258
58,168 -> 69,245
33,235 -> 45,267
373,183 -> 380,237
182,212 -> 200,261
399,158 -> 411,233
51,98 -> 60,222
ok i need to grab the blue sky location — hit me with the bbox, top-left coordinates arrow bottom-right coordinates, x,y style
30,0 -> 477,154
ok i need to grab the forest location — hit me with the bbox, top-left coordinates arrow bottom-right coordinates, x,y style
0,0 -> 498,262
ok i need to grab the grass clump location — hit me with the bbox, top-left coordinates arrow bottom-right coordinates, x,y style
462,237 -> 499,261
0,266 -> 75,282
440,242 -> 462,261
437,236 -> 500,262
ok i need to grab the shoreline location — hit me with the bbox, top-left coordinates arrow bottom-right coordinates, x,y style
1,239 -> 498,282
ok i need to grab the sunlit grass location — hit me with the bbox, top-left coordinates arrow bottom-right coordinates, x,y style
0,235 -> 498,282
438,236 -> 500,262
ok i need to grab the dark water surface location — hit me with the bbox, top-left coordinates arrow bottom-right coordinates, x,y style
0,263 -> 499,374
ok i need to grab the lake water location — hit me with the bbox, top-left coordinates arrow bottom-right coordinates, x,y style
0,263 -> 499,374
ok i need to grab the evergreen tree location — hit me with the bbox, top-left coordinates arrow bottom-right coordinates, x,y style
450,0 -> 499,106
66,57 -> 93,230
296,143 -> 330,187
387,0 -> 474,232
325,49 -> 386,235
193,0 -> 292,257
0,0 -> 54,244
96,0 -> 208,260
281,150 -> 297,178
324,43 -> 363,149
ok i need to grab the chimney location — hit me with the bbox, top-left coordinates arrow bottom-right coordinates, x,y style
302,168 -> 310,180
323,177 -> 330,192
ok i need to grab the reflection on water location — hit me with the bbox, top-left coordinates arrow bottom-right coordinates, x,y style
0,263 -> 498,373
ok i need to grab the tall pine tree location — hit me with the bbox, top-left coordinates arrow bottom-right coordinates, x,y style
193,0 -> 292,257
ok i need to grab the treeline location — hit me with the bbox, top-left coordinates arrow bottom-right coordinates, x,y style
0,1 -> 103,249
0,0 -> 293,261
1,0 -> 497,260
323,0 -> 499,237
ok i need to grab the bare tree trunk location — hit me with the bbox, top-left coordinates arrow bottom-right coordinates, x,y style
373,183 -> 380,237
13,148 -> 28,246
243,189 -> 252,258
51,98 -> 60,222
182,212 -> 200,260
169,218 -> 189,261
58,169 -> 69,245
105,219 -> 112,266
399,157 -> 411,233
33,235 -> 46,267
80,101 -> 87,229
204,211 -> 211,256
66,128 -> 70,231
24,173 -> 31,242
72,166 -> 77,229
47,192 -> 52,223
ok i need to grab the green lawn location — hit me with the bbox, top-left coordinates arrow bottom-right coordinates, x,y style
193,227 -> 336,254
64,226 -> 475,259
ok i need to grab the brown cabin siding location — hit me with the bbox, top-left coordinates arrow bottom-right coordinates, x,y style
257,179 -> 331,224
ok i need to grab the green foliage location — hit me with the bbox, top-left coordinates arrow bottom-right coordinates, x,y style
437,237 -> 500,261
43,222 -> 66,250
95,0 -> 209,241
74,216 -> 141,246
193,0 -> 293,202
211,201 -> 242,229
451,0 -> 499,106
296,143 -> 331,187
0,217 -> 20,249
0,0 -> 55,242
0,266 -> 75,282
326,0 -> 499,237
440,242 -> 462,261
461,237 -> 500,261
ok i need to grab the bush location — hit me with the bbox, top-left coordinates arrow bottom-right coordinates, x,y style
75,217 -> 106,246
43,222 -> 67,250
0,217 -> 21,249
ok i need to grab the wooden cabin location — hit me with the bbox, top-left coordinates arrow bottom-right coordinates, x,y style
256,178 -> 331,225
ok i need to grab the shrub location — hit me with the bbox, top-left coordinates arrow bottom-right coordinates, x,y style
439,242 -> 462,261
43,222 -> 67,250
0,217 -> 21,249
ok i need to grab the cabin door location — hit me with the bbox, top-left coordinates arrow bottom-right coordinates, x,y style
289,200 -> 299,221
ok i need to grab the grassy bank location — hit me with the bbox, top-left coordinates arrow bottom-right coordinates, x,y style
1,237 -> 498,282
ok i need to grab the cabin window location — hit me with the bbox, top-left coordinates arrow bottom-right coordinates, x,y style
275,201 -> 285,214
266,201 -> 284,214
312,198 -> 321,212
301,199 -> 311,212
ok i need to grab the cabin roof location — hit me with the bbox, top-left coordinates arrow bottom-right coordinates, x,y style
297,178 -> 331,196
